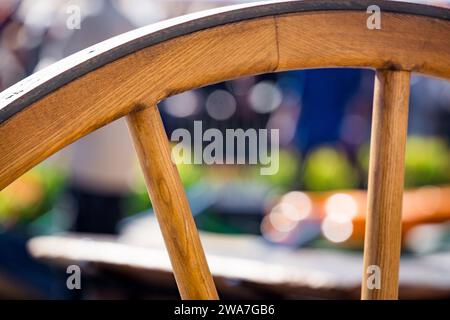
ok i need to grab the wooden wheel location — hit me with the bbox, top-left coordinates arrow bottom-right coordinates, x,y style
1,0 -> 449,300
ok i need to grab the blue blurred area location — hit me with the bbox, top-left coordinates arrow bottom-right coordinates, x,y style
294,69 -> 363,152
0,230 -> 56,298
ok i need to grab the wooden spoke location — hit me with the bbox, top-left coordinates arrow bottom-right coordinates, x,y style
126,105 -> 218,300
361,70 -> 411,300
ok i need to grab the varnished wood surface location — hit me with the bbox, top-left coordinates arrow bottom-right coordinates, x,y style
362,70 -> 411,300
0,1 -> 449,190
126,106 -> 218,300
1,0 -> 449,122
277,11 -> 450,75
0,16 -> 276,191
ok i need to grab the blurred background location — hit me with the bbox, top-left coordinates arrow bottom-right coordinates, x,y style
1,0 -> 450,299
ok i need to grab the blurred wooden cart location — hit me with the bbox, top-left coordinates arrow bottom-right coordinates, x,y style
27,215 -> 450,299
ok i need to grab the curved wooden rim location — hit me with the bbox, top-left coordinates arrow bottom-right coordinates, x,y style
0,0 -> 450,190
1,0 -> 449,123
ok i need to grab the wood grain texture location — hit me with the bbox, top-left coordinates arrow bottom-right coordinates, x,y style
126,105 -> 218,300
277,11 -> 450,77
1,8 -> 449,191
0,17 -> 277,191
0,2 -> 449,190
361,70 -> 411,300
1,0 -> 449,122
